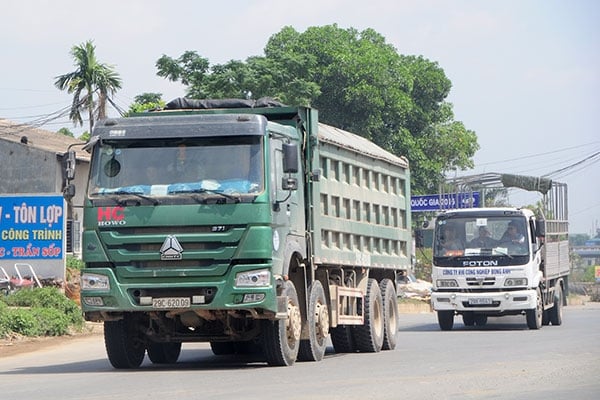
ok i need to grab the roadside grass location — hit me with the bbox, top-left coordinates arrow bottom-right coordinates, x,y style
0,287 -> 84,339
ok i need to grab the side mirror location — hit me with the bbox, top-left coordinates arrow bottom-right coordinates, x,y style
536,219 -> 546,238
66,150 -> 76,180
63,183 -> 76,200
282,143 -> 298,173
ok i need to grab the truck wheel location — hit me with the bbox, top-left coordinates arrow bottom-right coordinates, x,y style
542,310 -> 550,326
380,278 -> 399,350
462,312 -> 475,326
330,325 -> 355,353
298,281 -> 329,361
549,285 -> 563,326
262,280 -> 301,366
104,317 -> 146,369
526,288 -> 543,330
474,314 -> 488,326
147,342 -> 181,364
437,311 -> 454,331
353,278 -> 384,352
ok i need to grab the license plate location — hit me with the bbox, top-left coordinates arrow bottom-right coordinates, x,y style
152,297 -> 191,309
468,298 -> 493,305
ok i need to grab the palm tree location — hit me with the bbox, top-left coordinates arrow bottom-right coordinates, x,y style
54,40 -> 122,133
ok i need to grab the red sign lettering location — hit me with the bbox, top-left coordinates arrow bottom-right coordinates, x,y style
97,207 -> 125,222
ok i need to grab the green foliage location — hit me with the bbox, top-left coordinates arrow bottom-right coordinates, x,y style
154,25 -> 479,194
0,288 -> 84,338
31,308 -> 71,336
2,308 -> 39,336
78,131 -> 91,142
57,127 -> 75,137
55,39 -> 122,133
125,92 -> 166,116
581,265 -> 596,282
134,92 -> 163,104
570,234 -> 590,246
66,254 -> 84,270
0,302 -> 9,336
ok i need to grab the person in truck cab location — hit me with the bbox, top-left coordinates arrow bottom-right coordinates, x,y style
501,221 -> 525,244
469,226 -> 498,248
440,224 -> 463,251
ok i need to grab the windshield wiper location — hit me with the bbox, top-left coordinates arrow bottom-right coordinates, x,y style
91,191 -> 160,206
168,188 -> 241,203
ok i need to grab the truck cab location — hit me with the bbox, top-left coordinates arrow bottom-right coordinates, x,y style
429,175 -> 569,331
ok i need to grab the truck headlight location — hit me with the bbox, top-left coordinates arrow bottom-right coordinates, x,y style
235,269 -> 271,287
81,273 -> 110,291
505,278 -> 527,287
436,279 -> 458,288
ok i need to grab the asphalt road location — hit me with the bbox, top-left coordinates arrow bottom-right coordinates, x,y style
1,304 -> 599,400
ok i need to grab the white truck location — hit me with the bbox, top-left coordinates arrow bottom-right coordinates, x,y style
430,174 -> 569,330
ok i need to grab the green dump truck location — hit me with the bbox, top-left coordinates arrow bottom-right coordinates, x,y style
67,98 -> 411,368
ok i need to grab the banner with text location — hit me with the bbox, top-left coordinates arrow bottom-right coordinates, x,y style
411,192 -> 480,212
0,194 -> 66,280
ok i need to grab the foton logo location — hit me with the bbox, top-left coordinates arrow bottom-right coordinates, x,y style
97,207 -> 126,226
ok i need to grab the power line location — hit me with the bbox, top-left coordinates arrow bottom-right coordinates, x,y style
543,150 -> 600,179
475,141 -> 600,167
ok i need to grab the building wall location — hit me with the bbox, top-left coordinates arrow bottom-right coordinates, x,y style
1,141 -> 58,193
0,140 -> 90,254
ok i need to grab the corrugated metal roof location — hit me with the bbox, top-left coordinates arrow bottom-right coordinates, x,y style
318,123 -> 408,168
0,119 -> 90,161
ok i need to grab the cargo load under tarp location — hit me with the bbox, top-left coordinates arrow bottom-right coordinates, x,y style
166,97 -> 286,110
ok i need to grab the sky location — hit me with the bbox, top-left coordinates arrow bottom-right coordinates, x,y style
1,0 -> 598,234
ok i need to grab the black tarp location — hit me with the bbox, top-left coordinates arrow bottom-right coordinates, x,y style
165,97 -> 286,110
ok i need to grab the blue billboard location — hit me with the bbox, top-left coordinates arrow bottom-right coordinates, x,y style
411,192 -> 480,212
0,195 -> 65,260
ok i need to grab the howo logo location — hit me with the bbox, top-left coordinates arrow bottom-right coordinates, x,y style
160,235 -> 183,260
97,207 -> 126,226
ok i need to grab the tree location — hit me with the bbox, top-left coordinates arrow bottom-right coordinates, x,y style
154,25 -> 479,194
54,40 -> 122,134
78,131 -> 91,142
125,93 -> 166,116
56,127 -> 74,137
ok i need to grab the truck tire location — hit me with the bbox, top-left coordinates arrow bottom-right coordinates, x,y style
526,288 -> 543,330
147,341 -> 181,364
380,278 -> 398,350
549,285 -> 563,326
462,312 -> 475,326
474,314 -> 488,326
298,281 -> 329,362
353,278 -> 384,352
262,280 -> 301,366
104,317 -> 146,369
330,325 -> 355,353
437,311 -> 454,331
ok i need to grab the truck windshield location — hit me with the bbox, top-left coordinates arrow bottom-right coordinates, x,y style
87,136 -> 264,198
433,216 -> 529,258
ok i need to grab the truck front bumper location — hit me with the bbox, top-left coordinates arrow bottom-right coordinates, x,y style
79,265 -> 278,316
431,289 -> 537,313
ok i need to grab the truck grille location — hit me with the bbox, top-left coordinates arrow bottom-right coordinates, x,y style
466,277 -> 496,286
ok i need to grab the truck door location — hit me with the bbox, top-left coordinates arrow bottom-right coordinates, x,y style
268,133 -> 306,272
